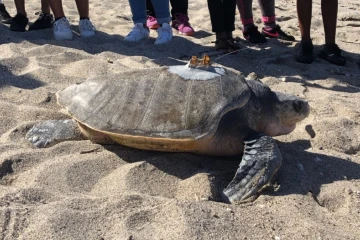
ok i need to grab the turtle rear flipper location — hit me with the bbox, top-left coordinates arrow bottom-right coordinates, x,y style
223,134 -> 282,203
26,119 -> 82,148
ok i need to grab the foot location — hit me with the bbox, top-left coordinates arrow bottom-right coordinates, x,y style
26,119 -> 82,148
295,39 -> 314,64
318,43 -> 346,66
146,15 -> 159,30
171,13 -> 194,36
53,17 -> 73,40
223,134 -> 282,203
243,25 -> 267,44
124,23 -> 150,42
154,23 -> 172,45
215,38 -> 241,52
0,4 -> 12,24
9,13 -> 28,32
28,11 -> 53,31
79,18 -> 96,37
262,24 -> 295,41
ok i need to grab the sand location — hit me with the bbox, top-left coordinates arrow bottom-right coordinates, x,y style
1,0 -> 359,239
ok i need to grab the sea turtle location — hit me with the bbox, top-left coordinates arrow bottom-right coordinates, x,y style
26,57 -> 310,203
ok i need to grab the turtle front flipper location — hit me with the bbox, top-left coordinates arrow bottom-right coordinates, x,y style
26,119 -> 82,148
223,134 -> 282,203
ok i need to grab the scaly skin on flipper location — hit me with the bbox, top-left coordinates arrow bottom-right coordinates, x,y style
223,134 -> 282,203
26,119 -> 82,148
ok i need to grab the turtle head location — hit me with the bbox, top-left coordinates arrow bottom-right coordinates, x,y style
271,91 -> 310,135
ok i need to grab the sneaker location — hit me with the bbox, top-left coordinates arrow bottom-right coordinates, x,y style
146,15 -> 159,30
28,12 -> 53,31
243,25 -> 267,44
295,39 -> 314,64
10,13 -> 28,32
171,13 -> 194,36
318,44 -> 346,66
154,23 -> 172,45
0,4 -> 12,24
262,24 -> 295,41
124,23 -> 150,42
79,18 -> 96,37
53,17 -> 73,40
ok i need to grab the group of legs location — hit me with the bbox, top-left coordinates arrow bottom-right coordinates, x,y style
206,0 -> 345,65
0,0 -> 95,39
0,0 -> 346,65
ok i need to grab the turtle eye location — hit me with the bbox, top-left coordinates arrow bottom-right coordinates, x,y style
293,100 -> 303,113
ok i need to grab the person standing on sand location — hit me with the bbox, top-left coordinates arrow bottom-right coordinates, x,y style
295,0 -> 346,65
124,0 -> 173,45
146,0 -> 194,36
47,0 -> 96,40
236,0 -> 295,44
8,0 -> 53,32
207,0 -> 240,51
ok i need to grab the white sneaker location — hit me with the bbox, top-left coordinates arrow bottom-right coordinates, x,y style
53,17 -> 73,40
124,23 -> 150,42
79,18 -> 96,37
154,23 -> 172,45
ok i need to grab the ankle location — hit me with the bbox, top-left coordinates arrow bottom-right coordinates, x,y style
216,32 -> 227,41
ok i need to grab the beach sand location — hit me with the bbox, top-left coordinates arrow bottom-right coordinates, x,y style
0,0 -> 359,239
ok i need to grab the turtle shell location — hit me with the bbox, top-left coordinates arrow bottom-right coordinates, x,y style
57,65 -> 250,144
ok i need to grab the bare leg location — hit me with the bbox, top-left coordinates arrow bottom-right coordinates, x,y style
41,0 -> 51,14
14,0 -> 26,16
321,0 -> 337,45
296,0 -> 312,41
75,0 -> 89,18
48,0 -> 65,18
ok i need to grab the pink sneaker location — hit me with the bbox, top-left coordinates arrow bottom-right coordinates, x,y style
146,15 -> 160,30
171,13 -> 194,36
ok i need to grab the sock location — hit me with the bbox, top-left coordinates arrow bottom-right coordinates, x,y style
80,17 -> 89,21
262,16 -> 276,29
55,17 -> 65,22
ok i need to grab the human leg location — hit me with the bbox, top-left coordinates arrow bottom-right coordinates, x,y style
10,0 -> 28,31
28,0 -> 54,31
152,0 -> 172,44
47,0 -> 72,39
75,0 -> 95,37
125,0 -> 150,42
259,0 -> 295,41
318,0 -> 345,65
47,0 -> 65,18
237,0 -> 266,44
170,0 -> 194,36
146,0 -> 160,29
207,0 -> 239,51
295,0 -> 313,64
0,0 -> 13,24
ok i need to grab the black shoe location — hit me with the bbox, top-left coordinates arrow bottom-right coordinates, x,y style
0,4 -> 12,24
243,25 -> 267,44
318,44 -> 346,66
295,40 -> 314,64
10,13 -> 28,32
262,24 -> 295,41
215,38 -> 241,52
28,11 -> 54,31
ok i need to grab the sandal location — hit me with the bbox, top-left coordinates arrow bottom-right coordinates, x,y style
318,44 -> 346,66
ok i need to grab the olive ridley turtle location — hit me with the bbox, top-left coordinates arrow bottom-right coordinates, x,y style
26,58 -> 310,203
